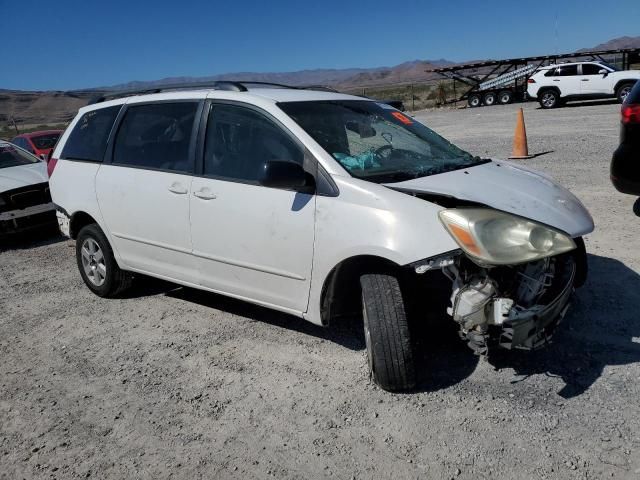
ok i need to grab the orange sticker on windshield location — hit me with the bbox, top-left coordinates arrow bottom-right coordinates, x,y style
391,111 -> 413,125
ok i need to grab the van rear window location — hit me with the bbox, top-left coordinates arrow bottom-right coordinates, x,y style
61,106 -> 121,162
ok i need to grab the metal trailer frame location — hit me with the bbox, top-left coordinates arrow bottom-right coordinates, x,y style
426,47 -> 640,106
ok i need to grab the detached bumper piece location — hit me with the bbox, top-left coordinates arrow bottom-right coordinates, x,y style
0,183 -> 57,236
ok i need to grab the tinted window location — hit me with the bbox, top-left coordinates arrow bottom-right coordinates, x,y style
558,65 -> 578,76
62,105 -> 120,162
544,68 -> 557,77
204,104 -> 303,182
31,133 -> 60,150
113,102 -> 198,173
0,142 -> 39,168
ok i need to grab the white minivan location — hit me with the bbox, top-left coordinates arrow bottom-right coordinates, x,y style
50,82 -> 594,391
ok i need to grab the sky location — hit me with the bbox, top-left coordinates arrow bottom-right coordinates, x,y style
1,0 -> 638,91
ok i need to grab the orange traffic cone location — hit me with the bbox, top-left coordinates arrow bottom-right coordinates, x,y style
509,108 -> 533,159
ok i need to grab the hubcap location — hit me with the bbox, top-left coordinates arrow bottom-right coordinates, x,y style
542,93 -> 555,107
621,87 -> 631,101
81,238 -> 106,287
470,97 -> 480,106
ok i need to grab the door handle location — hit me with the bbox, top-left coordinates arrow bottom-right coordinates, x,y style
168,183 -> 188,194
553,79 -> 560,82
193,189 -> 217,200
581,79 -> 589,81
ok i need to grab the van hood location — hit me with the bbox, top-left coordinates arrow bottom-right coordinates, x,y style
385,160 -> 594,237
0,162 -> 48,193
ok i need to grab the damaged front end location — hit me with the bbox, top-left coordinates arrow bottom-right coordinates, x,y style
441,251 -> 576,354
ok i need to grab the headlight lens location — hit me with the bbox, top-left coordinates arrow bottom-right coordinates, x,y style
438,208 -> 576,265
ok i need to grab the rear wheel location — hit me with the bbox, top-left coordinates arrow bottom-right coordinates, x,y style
467,93 -> 481,108
498,90 -> 513,104
483,92 -> 497,106
76,224 -> 132,297
539,90 -> 559,109
617,83 -> 634,103
360,273 -> 416,392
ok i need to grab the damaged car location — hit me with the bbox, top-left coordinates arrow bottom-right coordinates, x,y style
49,84 -> 593,392
0,141 -> 56,237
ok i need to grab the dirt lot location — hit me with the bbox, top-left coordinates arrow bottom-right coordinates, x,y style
2,100 -> 640,480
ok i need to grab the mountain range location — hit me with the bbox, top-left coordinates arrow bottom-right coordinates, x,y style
1,35 -> 638,129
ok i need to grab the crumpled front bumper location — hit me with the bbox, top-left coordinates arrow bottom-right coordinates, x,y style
497,261 -> 576,350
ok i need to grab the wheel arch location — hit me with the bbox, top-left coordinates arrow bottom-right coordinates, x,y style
319,254 -> 404,326
69,211 -> 99,239
614,79 -> 638,92
538,86 -> 561,97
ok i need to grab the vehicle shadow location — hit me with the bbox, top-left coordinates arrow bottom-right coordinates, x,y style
563,99 -> 619,108
163,285 -> 367,352
123,254 -> 640,397
0,226 -> 66,253
488,254 -> 640,398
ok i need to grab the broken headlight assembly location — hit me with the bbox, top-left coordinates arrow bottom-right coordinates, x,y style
438,208 -> 575,265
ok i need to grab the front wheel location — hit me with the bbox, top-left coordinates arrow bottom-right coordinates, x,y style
360,274 -> 416,392
76,224 -> 132,297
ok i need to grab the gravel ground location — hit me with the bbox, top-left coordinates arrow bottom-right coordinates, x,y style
2,100 -> 640,480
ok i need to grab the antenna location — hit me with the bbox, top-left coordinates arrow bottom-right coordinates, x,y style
554,10 -> 559,55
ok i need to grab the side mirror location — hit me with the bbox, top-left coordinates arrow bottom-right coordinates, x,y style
599,69 -> 608,77
260,161 -> 312,191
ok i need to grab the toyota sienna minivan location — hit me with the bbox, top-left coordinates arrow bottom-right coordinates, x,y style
49,82 -> 594,391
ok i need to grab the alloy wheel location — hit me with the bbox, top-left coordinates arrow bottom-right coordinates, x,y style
81,238 -> 106,287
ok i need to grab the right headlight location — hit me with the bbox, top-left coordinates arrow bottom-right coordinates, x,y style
438,208 -> 576,265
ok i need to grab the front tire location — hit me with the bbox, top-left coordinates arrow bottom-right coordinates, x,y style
539,90 -> 559,109
76,224 -> 132,297
360,274 -> 416,392
617,83 -> 634,103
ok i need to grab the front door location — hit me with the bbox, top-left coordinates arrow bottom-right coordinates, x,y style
190,102 -> 315,313
579,63 -> 613,95
96,101 -> 201,284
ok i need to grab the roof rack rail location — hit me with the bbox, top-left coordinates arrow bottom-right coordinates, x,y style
88,81 -> 248,104
88,80 -> 339,105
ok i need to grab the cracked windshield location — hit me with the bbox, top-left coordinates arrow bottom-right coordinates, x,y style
279,100 -> 486,183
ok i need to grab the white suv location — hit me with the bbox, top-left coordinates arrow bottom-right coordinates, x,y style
527,61 -> 640,108
49,82 -> 594,391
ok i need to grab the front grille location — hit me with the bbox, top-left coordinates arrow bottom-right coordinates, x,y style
1,183 -> 51,211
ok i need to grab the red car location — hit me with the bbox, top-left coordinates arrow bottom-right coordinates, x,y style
10,130 -> 63,160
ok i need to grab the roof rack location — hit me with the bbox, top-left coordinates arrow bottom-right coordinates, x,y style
88,80 -> 338,104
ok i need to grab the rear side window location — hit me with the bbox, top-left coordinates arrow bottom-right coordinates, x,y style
558,65 -> 578,76
31,133 -> 60,150
204,104 -> 303,182
544,65 -> 578,77
113,102 -> 198,173
61,105 -> 120,162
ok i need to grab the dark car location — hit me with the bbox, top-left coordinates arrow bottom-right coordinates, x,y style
611,80 -> 640,195
10,130 -> 63,161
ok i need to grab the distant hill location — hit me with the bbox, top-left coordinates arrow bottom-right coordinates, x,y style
578,35 -> 640,52
1,35 -> 638,128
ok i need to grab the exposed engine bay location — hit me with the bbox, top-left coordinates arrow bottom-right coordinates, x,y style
435,251 -> 577,355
